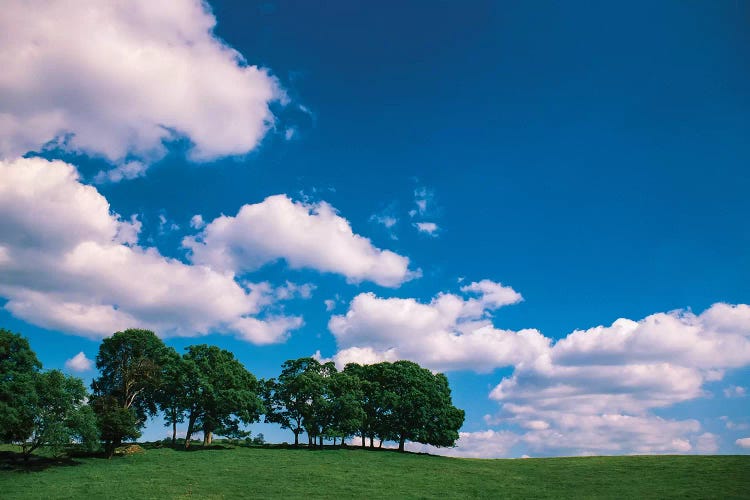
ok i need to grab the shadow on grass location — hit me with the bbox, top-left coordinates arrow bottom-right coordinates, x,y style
0,450 -> 84,473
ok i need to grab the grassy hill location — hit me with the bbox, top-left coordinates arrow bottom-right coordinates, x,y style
1,444 -> 748,499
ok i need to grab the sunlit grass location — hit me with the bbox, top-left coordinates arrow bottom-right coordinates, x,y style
1,444 -> 748,499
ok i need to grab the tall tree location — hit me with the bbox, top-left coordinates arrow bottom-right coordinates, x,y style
343,362 -> 392,448
181,345 -> 263,448
324,371 -> 365,446
265,358 -> 333,447
377,361 -> 465,452
18,370 -> 99,459
261,377 -> 304,447
156,347 -> 184,446
90,329 -> 169,456
0,329 -> 40,446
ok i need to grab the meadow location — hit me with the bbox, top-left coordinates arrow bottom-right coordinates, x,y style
1,445 -> 748,499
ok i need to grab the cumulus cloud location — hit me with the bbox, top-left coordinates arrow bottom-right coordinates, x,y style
64,352 -> 93,373
0,157 -> 301,343
736,437 -> 750,449
329,279 -> 750,456
406,430 -> 520,458
484,304 -> 750,456
328,280 -> 536,372
0,0 -> 283,172
184,195 -> 418,287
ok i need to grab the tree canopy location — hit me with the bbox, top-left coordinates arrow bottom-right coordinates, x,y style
91,329 -> 170,456
180,344 -> 264,448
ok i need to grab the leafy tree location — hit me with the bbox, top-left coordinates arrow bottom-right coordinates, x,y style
264,358 -> 329,447
377,361 -> 464,452
343,362 -> 392,448
0,329 -> 41,446
156,347 -> 184,446
324,371 -> 365,446
1,330 -> 98,459
261,377 -> 305,446
90,329 -> 170,456
181,345 -> 263,448
266,357 -> 339,448
92,395 -> 140,457
18,370 -> 99,459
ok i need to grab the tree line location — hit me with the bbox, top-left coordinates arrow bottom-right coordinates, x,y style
1,328 -> 464,458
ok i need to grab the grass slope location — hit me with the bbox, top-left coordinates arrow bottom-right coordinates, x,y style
1,445 -> 748,499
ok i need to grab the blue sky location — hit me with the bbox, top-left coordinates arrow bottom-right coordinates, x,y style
0,0 -> 748,457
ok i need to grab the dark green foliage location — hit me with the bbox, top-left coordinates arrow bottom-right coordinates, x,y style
156,347 -> 184,446
345,361 -> 464,451
180,344 -> 263,448
0,330 -> 98,459
264,357 -> 328,446
91,329 -> 170,456
18,370 -> 99,458
0,329 -> 41,444
91,395 -> 140,457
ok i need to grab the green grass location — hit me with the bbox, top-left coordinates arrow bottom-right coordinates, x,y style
1,445 -> 748,499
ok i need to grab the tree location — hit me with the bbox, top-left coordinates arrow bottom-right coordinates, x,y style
156,347 -> 184,446
18,370 -> 99,459
0,329 -> 41,446
1,330 -> 98,460
324,371 -> 365,446
90,329 -> 170,456
180,345 -> 263,448
265,357 -> 337,448
377,361 -> 464,452
343,363 -> 388,448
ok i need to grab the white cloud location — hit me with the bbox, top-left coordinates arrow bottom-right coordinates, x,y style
64,352 -> 93,373
414,222 -> 439,236
723,385 -> 746,398
184,195 -> 419,287
330,279 -> 750,456
328,281 -> 537,372
406,430 -> 520,458
486,303 -> 750,456
190,214 -> 206,230
0,0 -> 283,171
736,437 -> 750,449
93,161 -> 149,184
324,299 -> 337,312
0,157 -> 301,343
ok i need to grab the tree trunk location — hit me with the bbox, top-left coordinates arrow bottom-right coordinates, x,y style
171,419 -> 177,447
361,430 -> 366,448
185,414 -> 196,449
293,429 -> 300,447
333,437 -> 337,446
369,436 -> 374,448
308,434 -> 313,447
398,435 -> 405,452
203,430 -> 212,446
379,439 -> 383,448
319,435 -> 323,447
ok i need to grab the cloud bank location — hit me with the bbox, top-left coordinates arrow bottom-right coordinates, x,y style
328,284 -> 750,456
0,157 -> 301,343
0,0 -> 283,174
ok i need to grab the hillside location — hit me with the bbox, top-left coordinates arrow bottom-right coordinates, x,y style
1,446 -> 748,499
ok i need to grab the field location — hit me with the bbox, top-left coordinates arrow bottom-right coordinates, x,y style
1,445 -> 749,499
